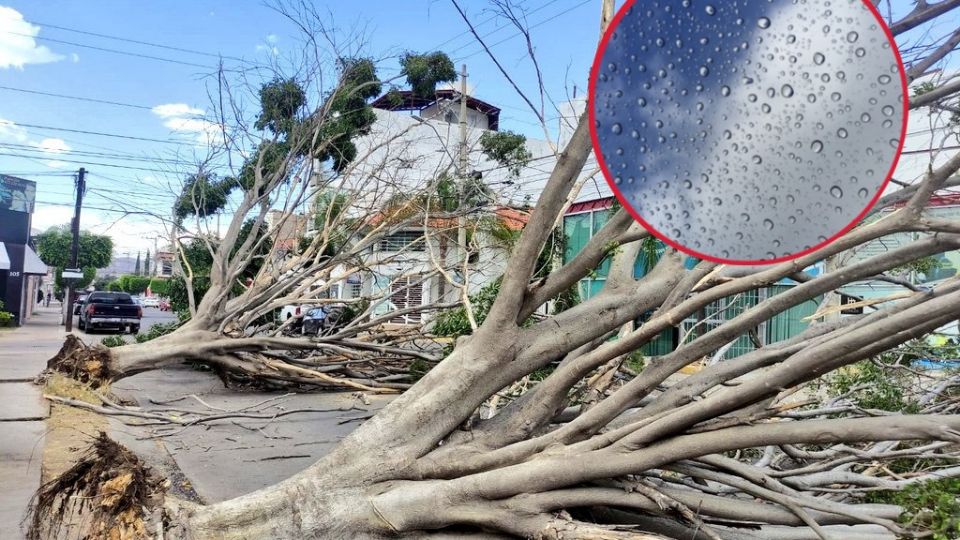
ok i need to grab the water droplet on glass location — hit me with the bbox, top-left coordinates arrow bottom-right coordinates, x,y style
813,52 -> 825,65
757,17 -> 770,29
837,128 -> 848,139
721,85 -> 731,97
763,219 -> 774,230
699,66 -> 709,77
752,155 -> 762,164
705,5 -> 715,15
781,84 -> 794,98
611,123 -> 622,135
847,31 -> 859,43
811,140 -> 823,153
830,186 -> 843,199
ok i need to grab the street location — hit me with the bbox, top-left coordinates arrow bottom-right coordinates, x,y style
73,306 -> 178,343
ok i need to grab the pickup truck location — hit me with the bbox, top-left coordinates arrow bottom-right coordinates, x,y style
77,291 -> 142,334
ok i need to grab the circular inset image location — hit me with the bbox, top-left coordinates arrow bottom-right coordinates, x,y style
590,0 -> 907,263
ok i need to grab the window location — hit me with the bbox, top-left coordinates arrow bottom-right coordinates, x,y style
377,231 -> 425,252
564,209 -> 611,300
389,275 -> 423,324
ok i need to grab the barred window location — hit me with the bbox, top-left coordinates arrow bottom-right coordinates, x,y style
377,231 -> 425,252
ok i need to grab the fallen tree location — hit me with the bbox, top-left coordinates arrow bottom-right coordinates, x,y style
31,0 -> 960,538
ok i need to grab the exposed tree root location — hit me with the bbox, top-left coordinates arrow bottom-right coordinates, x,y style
26,432 -> 164,540
45,335 -> 115,388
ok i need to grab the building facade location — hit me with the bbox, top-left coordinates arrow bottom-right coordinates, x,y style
0,174 -> 49,325
563,197 -> 821,360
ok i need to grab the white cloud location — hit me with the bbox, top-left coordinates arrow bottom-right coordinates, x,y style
266,34 -> 278,44
0,6 -> 64,69
37,137 -> 69,154
151,103 -> 203,118
0,117 -> 28,142
151,103 -> 220,146
255,43 -> 279,56
0,119 -> 72,171
70,52 -> 79,63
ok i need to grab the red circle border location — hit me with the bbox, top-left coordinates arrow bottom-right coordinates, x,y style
586,0 -> 910,265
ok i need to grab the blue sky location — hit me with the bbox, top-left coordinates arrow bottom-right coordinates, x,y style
0,0 -> 936,257
0,0 -> 599,254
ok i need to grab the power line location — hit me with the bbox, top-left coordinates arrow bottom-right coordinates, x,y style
19,19 -> 246,63
444,0 -> 567,55
2,120 -> 196,145
0,170 -> 75,177
3,31 -> 218,70
455,0 -> 593,61
0,151 -> 189,174
34,198 -> 153,214
0,142 -> 229,170
0,85 -> 154,110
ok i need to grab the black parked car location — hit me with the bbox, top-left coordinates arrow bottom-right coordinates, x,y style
77,291 -> 142,334
301,305 -> 346,336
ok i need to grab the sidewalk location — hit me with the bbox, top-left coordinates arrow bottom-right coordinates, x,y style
0,304 -> 70,540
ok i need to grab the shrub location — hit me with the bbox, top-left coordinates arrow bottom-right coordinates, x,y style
866,478 -> 960,540
0,300 -> 13,327
100,335 -> 126,348
134,321 -> 179,343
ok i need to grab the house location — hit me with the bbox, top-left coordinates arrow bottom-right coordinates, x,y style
0,174 -> 49,325
358,206 -> 529,323
266,210 -> 309,257
296,90 -> 596,323
153,251 -> 175,278
562,197 -> 822,360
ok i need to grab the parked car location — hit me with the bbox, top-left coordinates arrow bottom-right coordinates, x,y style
158,299 -> 171,311
72,293 -> 89,315
279,304 -> 314,332
77,291 -> 142,334
142,297 -> 160,308
301,305 -> 346,336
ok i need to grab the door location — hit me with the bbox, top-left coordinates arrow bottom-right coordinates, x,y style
389,275 -> 423,324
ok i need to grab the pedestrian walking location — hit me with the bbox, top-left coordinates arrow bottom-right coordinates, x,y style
45,291 -> 51,307
37,288 -> 43,304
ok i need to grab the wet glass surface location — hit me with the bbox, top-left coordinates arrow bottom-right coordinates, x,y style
592,0 -> 905,262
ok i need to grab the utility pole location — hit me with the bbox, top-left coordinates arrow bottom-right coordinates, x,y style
64,167 -> 85,331
456,64 -> 469,296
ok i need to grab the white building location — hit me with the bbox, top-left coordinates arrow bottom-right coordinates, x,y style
309,90 -> 597,323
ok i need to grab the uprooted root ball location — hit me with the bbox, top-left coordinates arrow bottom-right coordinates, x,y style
46,335 -> 114,387
26,432 -> 163,540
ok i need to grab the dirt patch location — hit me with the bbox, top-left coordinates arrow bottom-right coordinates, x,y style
41,403 -> 107,484
28,433 -> 163,540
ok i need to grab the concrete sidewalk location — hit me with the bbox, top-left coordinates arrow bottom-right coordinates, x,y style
0,304 -> 70,540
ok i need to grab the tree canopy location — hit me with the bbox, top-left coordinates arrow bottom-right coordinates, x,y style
35,227 -> 113,291
399,51 -> 457,97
